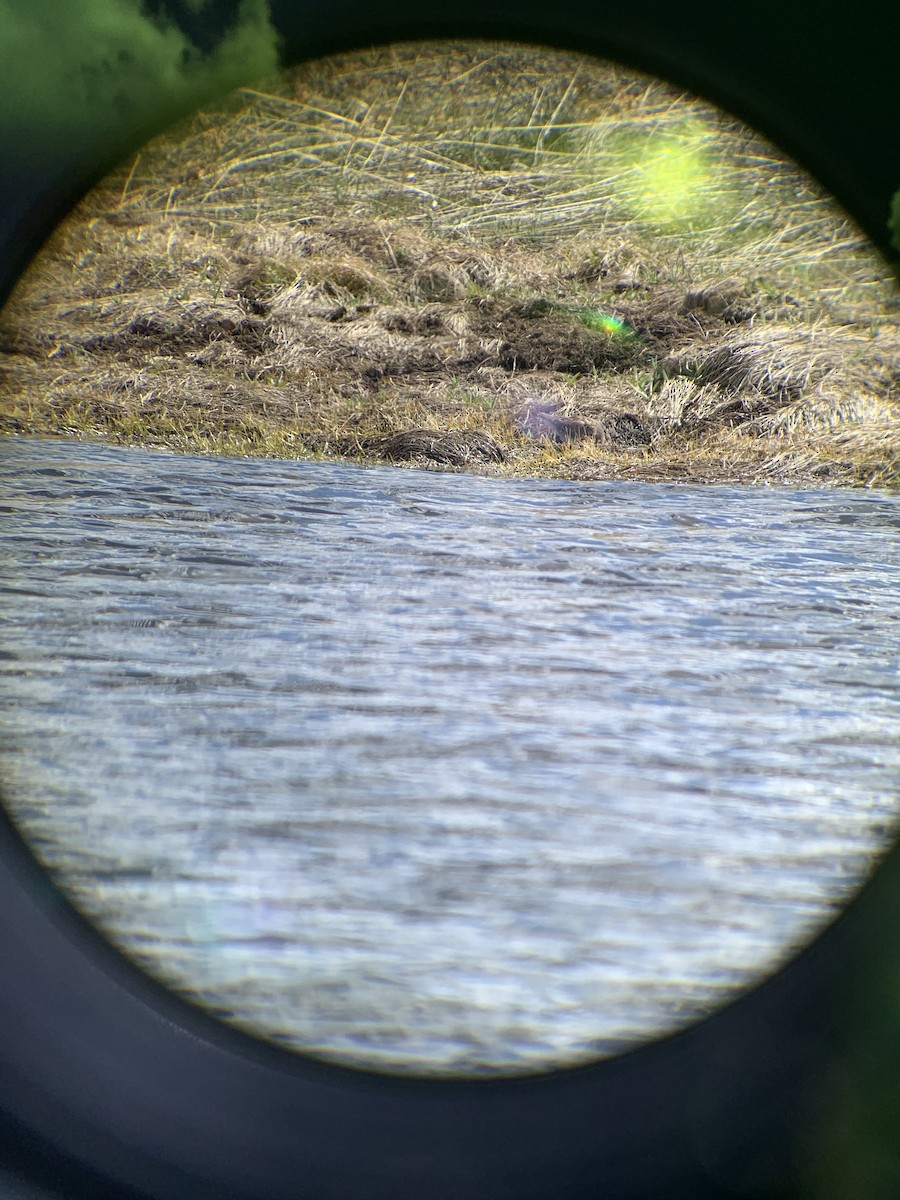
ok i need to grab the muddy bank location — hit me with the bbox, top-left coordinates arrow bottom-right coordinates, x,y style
1,44 -> 898,487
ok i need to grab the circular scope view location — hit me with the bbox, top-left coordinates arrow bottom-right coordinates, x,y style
1,41 -> 899,1075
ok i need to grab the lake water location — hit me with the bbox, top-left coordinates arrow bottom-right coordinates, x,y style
0,435 -> 898,1075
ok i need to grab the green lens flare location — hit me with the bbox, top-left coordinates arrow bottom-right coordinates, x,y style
572,308 -> 636,339
597,314 -> 625,333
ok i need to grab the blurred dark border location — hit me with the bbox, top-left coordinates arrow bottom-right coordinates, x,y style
1,1 -> 899,1197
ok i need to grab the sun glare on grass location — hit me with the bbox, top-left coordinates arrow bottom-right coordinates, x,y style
630,123 -> 716,227
579,117 -> 723,230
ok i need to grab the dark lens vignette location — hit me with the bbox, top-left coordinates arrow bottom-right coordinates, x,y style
1,1 -> 900,1199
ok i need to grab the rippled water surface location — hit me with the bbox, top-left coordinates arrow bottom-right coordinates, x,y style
1,436 -> 899,1073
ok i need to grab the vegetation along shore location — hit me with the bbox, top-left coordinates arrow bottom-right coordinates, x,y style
1,43 -> 898,487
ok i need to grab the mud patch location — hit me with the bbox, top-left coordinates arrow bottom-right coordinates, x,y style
109,308 -> 270,357
471,299 -> 641,373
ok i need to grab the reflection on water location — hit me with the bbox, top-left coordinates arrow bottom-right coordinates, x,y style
0,436 -> 898,1073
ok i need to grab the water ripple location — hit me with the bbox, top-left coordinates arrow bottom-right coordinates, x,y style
1,436 -> 899,1074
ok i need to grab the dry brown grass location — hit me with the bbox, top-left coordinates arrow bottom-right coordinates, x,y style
1,41 -> 898,487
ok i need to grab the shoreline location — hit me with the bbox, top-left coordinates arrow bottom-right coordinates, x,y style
1,45 -> 897,491
0,426 -> 880,492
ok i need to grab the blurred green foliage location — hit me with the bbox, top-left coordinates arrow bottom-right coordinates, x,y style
0,0 -> 280,162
